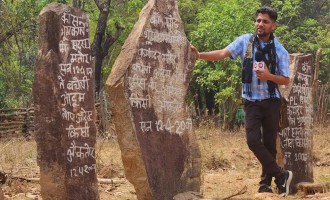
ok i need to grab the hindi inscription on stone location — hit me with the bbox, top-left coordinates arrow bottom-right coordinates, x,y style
33,3 -> 99,200
106,0 -> 201,199
278,54 -> 314,194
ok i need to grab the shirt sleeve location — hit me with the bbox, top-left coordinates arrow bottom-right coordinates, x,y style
276,48 -> 290,78
226,34 -> 251,59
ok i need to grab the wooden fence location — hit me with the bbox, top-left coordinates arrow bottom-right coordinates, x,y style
0,101 -> 110,138
0,89 -> 328,137
0,108 -> 34,138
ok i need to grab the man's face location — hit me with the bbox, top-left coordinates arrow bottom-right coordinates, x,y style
255,13 -> 276,38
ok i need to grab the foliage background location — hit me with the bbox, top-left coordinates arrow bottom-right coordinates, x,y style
0,0 -> 329,129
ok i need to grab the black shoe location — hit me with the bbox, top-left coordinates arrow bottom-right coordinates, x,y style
258,184 -> 273,193
275,170 -> 293,197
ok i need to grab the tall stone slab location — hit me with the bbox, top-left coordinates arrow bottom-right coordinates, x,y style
278,54 -> 314,193
33,3 -> 99,200
105,0 -> 201,199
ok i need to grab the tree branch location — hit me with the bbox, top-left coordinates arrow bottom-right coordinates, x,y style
102,23 -> 124,58
0,27 -> 24,44
93,0 -> 102,10
92,0 -> 111,53
0,20 -> 36,44
221,185 -> 247,200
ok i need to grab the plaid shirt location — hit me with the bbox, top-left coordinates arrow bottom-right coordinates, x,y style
226,33 -> 290,101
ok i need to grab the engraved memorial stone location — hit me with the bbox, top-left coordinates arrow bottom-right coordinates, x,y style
33,3 -> 99,199
105,0 -> 201,199
278,54 -> 314,194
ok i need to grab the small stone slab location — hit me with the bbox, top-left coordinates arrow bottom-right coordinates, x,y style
277,54 -> 314,194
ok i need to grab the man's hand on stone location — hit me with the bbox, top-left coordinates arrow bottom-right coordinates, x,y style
190,44 -> 199,59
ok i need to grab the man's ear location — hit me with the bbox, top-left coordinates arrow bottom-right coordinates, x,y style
272,22 -> 277,31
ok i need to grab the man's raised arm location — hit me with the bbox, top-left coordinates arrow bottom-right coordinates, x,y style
191,45 -> 231,61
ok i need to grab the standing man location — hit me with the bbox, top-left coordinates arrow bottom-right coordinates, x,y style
191,6 -> 292,197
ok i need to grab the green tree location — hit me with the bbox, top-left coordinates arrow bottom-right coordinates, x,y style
271,0 -> 330,83
1,0 -> 328,125
188,0 -> 329,129
0,0 -> 48,108
190,0 -> 260,130
271,0 -> 330,104
78,0 -> 146,97
0,0 -> 144,108
178,0 -> 203,34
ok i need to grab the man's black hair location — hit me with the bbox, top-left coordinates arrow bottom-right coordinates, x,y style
256,6 -> 277,22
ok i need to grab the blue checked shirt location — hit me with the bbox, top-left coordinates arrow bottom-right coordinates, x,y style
226,33 -> 290,101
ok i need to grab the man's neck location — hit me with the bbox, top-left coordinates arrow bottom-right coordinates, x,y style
257,34 -> 271,43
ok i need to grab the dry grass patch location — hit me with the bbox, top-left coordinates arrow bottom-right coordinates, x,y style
95,138 -> 124,179
0,124 -> 329,199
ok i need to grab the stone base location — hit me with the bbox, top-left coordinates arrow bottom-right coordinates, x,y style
173,191 -> 202,200
297,182 -> 327,195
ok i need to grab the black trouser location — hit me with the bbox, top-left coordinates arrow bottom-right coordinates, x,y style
244,98 -> 281,186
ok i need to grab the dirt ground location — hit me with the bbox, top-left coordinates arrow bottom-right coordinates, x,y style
1,125 -> 329,200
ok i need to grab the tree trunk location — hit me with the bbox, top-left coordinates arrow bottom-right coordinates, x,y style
92,0 -> 123,98
312,48 -> 323,124
204,90 -> 217,115
92,0 -> 123,134
189,81 -> 203,117
72,0 -> 81,8
92,0 -> 111,97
